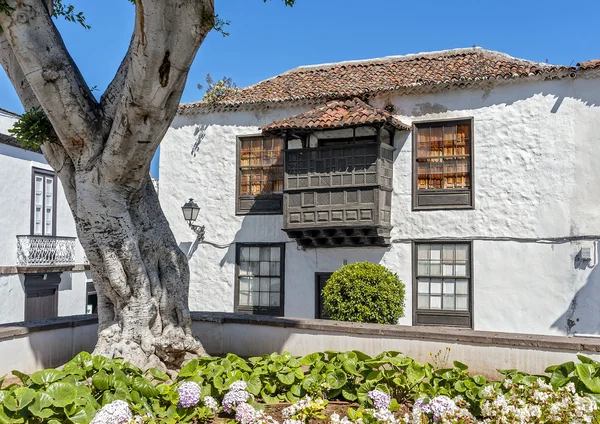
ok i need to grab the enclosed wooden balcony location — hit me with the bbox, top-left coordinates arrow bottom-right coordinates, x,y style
261,98 -> 409,248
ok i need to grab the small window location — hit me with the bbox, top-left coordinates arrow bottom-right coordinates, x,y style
414,242 -> 472,328
31,168 -> 57,236
315,273 -> 332,319
413,119 -> 473,209
235,243 -> 285,316
237,135 -> 284,215
86,281 -> 97,314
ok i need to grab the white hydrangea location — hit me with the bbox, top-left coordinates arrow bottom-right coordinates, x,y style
90,400 -> 132,424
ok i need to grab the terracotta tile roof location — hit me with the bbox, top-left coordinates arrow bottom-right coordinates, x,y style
261,98 -> 410,133
180,47 -> 591,113
577,60 -> 600,70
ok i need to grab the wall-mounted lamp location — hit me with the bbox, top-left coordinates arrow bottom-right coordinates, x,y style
181,198 -> 205,242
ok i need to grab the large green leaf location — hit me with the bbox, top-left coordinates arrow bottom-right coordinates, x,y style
178,359 -> 199,378
47,382 -> 77,407
3,387 -> 36,411
277,371 -> 295,386
132,377 -> 159,398
149,368 -> 169,382
11,371 -> 31,386
92,356 -> 110,371
453,361 -> 468,371
575,363 -> 596,380
31,369 -> 66,386
299,353 -> 322,366
91,373 -> 110,391
342,388 -> 358,401
246,375 -> 262,396
326,370 -> 347,390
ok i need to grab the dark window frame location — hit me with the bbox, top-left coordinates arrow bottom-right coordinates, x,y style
412,240 -> 474,328
30,167 -> 58,236
412,117 -> 475,211
314,272 -> 332,319
236,134 -> 284,216
234,242 -> 285,316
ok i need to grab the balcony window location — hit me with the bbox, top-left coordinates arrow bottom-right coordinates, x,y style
413,119 -> 474,209
236,135 -> 284,215
32,168 -> 57,236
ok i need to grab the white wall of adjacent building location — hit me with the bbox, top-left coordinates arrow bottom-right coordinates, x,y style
0,111 -> 90,324
160,76 -> 600,337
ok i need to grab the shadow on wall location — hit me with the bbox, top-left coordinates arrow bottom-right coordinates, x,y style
552,243 -> 600,335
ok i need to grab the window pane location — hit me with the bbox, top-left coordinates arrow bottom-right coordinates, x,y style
250,262 -> 260,275
270,262 -> 280,276
239,277 -> 251,291
456,295 -> 468,310
258,278 -> 269,291
430,280 -> 442,294
456,279 -> 469,295
417,295 -> 429,309
418,261 -> 430,275
430,245 -> 442,261
430,263 -> 442,276
443,279 -> 455,294
270,278 -> 281,292
430,295 -> 442,309
239,291 -> 249,306
269,292 -> 280,307
260,262 -> 270,275
270,247 -> 281,262
239,136 -> 284,197
260,247 -> 271,261
455,264 -> 467,277
443,245 -> 454,261
455,245 -> 469,261
418,244 -> 430,260
240,247 -> 250,261
260,292 -> 269,307
443,295 -> 456,310
249,247 -> 260,261
443,264 -> 454,276
417,279 -> 429,294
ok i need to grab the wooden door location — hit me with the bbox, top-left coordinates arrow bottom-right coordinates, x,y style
24,273 -> 60,321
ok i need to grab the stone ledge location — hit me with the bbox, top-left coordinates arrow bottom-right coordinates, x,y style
0,264 -> 90,275
190,312 -> 600,353
2,312 -> 600,355
0,314 -> 98,340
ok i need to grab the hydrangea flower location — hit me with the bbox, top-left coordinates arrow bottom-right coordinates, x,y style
229,380 -> 248,392
368,389 -> 392,410
177,381 -> 201,408
203,395 -> 219,413
235,402 -> 257,424
90,400 -> 132,424
222,387 -> 251,413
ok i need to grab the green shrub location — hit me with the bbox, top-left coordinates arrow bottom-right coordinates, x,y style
322,262 -> 406,324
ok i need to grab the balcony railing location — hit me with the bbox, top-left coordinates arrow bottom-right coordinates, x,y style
16,235 -> 76,266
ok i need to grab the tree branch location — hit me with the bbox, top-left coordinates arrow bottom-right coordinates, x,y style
100,0 -> 214,183
0,0 -> 101,162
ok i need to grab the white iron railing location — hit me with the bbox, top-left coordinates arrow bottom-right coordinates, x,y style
16,235 -> 76,266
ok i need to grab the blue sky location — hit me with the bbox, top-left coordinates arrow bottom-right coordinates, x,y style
1,0 -> 598,176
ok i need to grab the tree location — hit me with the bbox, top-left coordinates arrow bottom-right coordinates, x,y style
0,0 -> 293,371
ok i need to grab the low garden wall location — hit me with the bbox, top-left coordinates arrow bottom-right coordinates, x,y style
1,312 -> 600,378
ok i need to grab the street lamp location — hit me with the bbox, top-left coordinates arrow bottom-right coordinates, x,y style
181,198 -> 205,241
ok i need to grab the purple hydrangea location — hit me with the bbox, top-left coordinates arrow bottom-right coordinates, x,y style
235,402 -> 256,424
368,389 -> 392,410
414,396 -> 457,421
222,388 -> 251,413
229,380 -> 248,392
90,400 -> 132,424
203,395 -> 219,413
178,381 -> 201,408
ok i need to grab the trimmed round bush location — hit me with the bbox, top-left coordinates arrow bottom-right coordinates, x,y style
322,262 -> 405,324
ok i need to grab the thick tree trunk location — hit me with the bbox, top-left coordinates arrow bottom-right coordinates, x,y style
0,0 -> 215,370
74,173 -> 205,370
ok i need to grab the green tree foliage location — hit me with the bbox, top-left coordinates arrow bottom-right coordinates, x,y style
8,107 -> 56,150
322,262 -> 406,325
198,74 -> 238,103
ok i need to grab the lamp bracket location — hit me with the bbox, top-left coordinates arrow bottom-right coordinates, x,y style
189,223 -> 205,242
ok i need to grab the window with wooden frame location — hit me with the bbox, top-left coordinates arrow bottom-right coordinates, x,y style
235,243 -> 285,316
237,135 -> 284,215
31,168 -> 57,236
413,119 -> 473,209
413,242 -> 472,328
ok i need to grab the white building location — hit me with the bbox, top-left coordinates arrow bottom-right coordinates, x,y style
0,108 -> 94,323
160,47 -> 600,336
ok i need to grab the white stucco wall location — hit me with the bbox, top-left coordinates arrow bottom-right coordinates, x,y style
0,114 -> 89,323
160,77 -> 600,337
